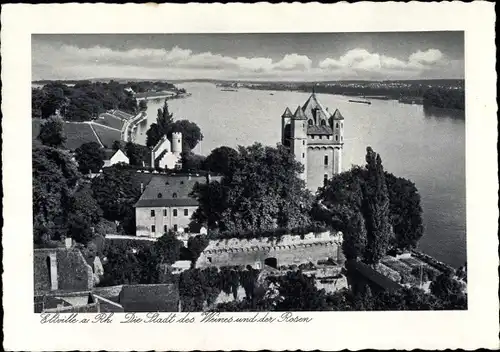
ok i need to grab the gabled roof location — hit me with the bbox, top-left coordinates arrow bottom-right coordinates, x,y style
152,135 -> 170,154
331,108 -> 344,120
281,107 -> 293,118
302,93 -> 330,121
307,125 -> 333,136
293,105 -> 307,120
119,284 -> 179,312
135,174 -> 209,208
104,149 -> 125,160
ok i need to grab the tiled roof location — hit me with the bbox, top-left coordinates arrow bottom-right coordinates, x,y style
346,260 -> 402,292
307,125 -> 333,135
134,174 -> 210,208
281,107 -> 293,118
135,198 -> 199,207
104,149 -> 118,160
293,105 -> 307,120
119,284 -> 179,312
331,109 -> 345,120
302,93 -> 330,122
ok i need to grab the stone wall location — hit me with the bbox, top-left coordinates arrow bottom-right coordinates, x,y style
196,232 -> 343,269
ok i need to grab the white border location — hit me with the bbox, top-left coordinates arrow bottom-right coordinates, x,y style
2,3 -> 498,351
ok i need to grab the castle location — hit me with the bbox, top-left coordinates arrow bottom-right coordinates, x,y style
150,132 -> 183,170
281,91 -> 344,192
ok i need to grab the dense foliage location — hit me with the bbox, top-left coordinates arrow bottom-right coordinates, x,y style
315,148 -> 423,263
202,146 -> 239,175
423,87 -> 465,110
191,143 -> 314,237
37,116 -> 67,148
145,99 -> 203,152
91,165 -> 140,236
74,142 -> 105,174
32,81 -> 138,121
125,142 -> 149,167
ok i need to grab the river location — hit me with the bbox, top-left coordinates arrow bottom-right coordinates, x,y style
137,82 -> 466,268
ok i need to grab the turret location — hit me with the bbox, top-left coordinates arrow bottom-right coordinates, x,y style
331,109 -> 344,174
281,107 -> 293,146
171,132 -> 182,155
291,106 -> 308,181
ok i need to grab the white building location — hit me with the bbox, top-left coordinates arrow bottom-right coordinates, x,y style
103,149 -> 129,167
151,132 -> 182,170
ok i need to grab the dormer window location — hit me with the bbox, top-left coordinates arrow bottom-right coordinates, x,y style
180,181 -> 184,185
308,119 -> 313,126
320,120 -> 326,126
157,193 -> 163,198
172,192 -> 178,198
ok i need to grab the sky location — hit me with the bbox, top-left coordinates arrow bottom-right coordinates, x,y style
32,32 -> 464,81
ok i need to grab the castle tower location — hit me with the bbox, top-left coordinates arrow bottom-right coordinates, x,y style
290,105 -> 308,181
281,91 -> 345,192
171,132 -> 182,156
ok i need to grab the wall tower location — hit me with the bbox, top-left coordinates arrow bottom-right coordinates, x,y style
171,132 -> 183,156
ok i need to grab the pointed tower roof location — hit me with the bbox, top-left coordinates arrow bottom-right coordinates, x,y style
293,105 -> 307,120
302,92 -> 330,121
281,107 -> 293,118
331,109 -> 345,120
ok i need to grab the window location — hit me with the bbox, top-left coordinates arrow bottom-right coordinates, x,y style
208,257 -> 213,263
323,174 -> 328,187
151,225 -> 156,233
302,153 -> 305,159
172,193 -> 178,198
184,209 -> 189,216
173,224 -> 178,232
173,209 -> 178,217
324,155 -> 328,166
335,135 -> 339,141
319,135 -> 322,140
302,140 -> 305,146
341,136 -> 343,141
336,123 -> 339,128
163,209 -> 167,216
157,193 -> 163,198
180,181 -> 184,185
164,225 -> 167,233
308,119 -> 313,126
150,210 -> 155,217
320,120 -> 326,126
341,122 -> 343,129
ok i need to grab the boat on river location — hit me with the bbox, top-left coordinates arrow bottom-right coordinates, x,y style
348,99 -> 371,105
221,88 -> 238,92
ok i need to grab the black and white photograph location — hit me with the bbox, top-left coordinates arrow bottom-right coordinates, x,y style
31,31 -> 468,313
2,3 -> 497,351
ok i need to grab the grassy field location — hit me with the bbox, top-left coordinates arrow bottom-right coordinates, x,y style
91,123 -> 121,149
95,113 -> 125,130
32,119 -> 100,150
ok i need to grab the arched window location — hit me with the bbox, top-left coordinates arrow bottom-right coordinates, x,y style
323,174 -> 328,187
335,135 -> 339,141
336,123 -> 339,128
320,120 -> 326,126
308,119 -> 313,126
172,192 -> 178,198
157,193 -> 163,198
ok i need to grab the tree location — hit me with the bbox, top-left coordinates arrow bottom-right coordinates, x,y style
91,166 -> 140,235
146,99 -> 174,148
112,140 -> 126,151
67,183 -> 103,244
37,116 -> 67,148
154,231 -> 183,265
125,142 -> 149,166
138,99 -> 148,111
181,151 -> 206,172
33,146 -> 80,246
169,120 -> 203,151
274,271 -> 330,311
385,172 -> 424,250
430,272 -> 466,307
186,235 -> 209,265
362,147 -> 393,264
191,143 -> 313,236
74,142 -> 105,174
203,146 -> 239,175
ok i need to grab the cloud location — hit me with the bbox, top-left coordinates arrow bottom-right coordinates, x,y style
32,42 -> 460,81
319,48 -> 447,76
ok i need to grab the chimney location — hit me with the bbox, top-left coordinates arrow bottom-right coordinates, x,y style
140,182 -> 144,194
206,172 -> 211,184
49,252 -> 58,291
150,149 -> 155,169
